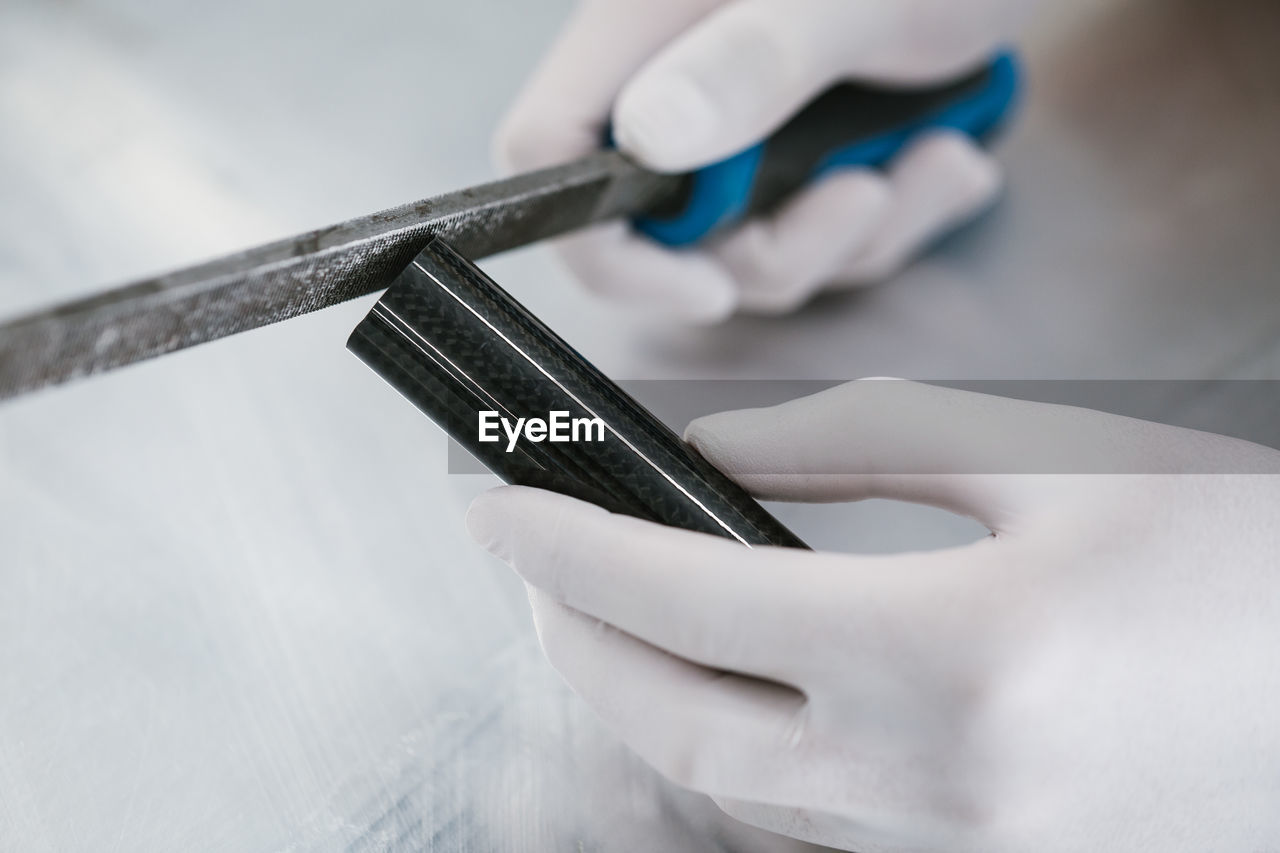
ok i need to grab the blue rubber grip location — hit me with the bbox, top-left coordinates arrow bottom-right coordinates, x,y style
634,50 -> 1022,247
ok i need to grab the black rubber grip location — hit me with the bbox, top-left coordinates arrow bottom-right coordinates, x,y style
637,51 -> 1020,245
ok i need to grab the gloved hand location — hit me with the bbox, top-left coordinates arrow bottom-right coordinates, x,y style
467,380 -> 1280,852
494,0 -> 1028,321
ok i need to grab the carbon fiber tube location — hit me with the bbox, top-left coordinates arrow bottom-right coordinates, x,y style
346,237 -> 807,549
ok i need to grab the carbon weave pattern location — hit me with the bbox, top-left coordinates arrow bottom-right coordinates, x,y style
347,238 -> 806,549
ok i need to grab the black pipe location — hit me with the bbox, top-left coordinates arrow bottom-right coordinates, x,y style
346,237 -> 806,549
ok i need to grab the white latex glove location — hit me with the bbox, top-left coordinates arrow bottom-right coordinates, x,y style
494,0 -> 1025,321
468,381 -> 1280,852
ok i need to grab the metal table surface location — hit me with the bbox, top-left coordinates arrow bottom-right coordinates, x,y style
1,0 -> 1276,850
